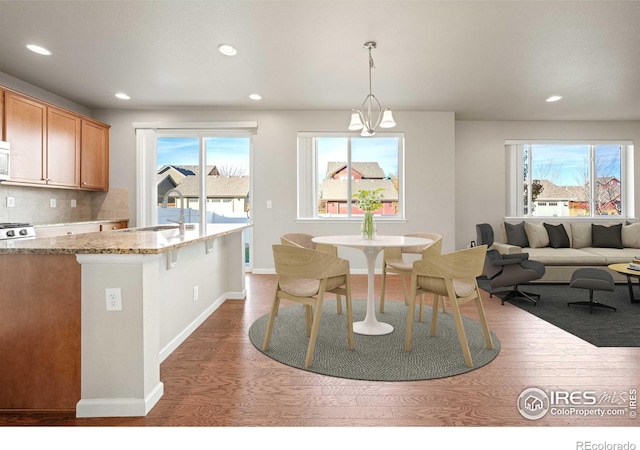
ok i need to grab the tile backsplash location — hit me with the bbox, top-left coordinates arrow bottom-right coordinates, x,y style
0,185 -> 128,225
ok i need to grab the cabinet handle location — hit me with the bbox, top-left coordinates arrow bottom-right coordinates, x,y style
66,232 -> 73,235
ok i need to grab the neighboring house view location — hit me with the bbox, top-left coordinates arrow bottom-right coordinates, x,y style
320,161 -> 398,215
157,164 -> 250,219
533,178 -> 621,217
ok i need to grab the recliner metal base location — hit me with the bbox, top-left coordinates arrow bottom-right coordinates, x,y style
567,289 -> 616,314
488,287 -> 539,306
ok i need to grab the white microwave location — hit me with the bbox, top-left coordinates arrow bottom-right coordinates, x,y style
0,141 -> 9,181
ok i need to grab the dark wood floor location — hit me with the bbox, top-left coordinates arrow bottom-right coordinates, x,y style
1,273 -> 639,438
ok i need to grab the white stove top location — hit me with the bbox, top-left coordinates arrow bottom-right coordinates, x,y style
0,223 -> 36,240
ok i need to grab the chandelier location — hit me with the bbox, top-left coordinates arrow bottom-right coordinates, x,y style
348,41 -> 396,137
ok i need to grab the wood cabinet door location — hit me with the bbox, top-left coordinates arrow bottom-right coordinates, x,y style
0,90 -> 4,138
100,220 -> 128,231
80,119 -> 109,191
4,92 -> 46,184
47,107 -> 81,187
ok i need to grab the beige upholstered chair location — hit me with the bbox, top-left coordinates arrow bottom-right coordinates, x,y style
404,244 -> 493,367
280,233 -> 344,314
379,233 -> 443,317
263,244 -> 355,368
280,233 -> 337,255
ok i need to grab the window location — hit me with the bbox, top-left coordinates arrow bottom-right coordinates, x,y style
506,141 -> 634,218
298,133 -> 404,220
156,136 -> 251,223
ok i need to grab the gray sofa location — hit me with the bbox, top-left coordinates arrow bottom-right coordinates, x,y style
493,220 -> 640,283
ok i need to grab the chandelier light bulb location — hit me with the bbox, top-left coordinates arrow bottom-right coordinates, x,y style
349,111 -> 364,130
379,108 -> 396,128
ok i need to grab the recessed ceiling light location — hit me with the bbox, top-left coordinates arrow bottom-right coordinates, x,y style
546,95 -> 563,102
249,94 -> 262,101
115,93 -> 130,100
26,44 -> 51,56
218,44 -> 237,56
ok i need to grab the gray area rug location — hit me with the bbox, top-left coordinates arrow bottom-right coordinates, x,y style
248,299 -> 500,381
478,279 -> 640,347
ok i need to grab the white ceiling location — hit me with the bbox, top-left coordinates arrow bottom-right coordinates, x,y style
1,0 -> 639,120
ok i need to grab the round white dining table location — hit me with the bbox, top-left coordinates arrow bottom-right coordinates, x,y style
312,235 -> 432,336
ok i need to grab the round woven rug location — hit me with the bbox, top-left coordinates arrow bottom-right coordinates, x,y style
249,299 -> 500,381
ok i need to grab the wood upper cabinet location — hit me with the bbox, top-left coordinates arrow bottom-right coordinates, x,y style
80,119 -> 109,191
47,107 -> 81,187
1,86 -> 110,191
4,92 -> 47,185
0,90 -> 4,136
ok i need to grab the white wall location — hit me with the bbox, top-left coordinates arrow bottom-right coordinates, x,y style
456,120 -> 640,250
0,71 -> 91,116
92,108 -> 456,272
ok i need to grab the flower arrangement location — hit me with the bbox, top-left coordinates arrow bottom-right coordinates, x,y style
352,188 -> 384,213
353,188 -> 384,239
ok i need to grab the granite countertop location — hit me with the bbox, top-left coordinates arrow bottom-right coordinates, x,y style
33,219 -> 130,229
0,223 -> 251,255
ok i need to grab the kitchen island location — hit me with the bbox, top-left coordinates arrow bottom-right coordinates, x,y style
0,223 -> 249,417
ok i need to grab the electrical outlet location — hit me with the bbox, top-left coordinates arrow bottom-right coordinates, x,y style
105,288 -> 122,311
49,198 -> 56,208
193,286 -> 199,302
6,197 -> 15,207
70,199 -> 77,208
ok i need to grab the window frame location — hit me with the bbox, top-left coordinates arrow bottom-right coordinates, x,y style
297,132 -> 405,221
505,140 -> 634,219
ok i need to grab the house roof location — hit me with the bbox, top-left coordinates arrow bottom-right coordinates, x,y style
536,178 -> 621,202
156,165 -> 192,187
536,180 -> 582,201
326,162 -> 387,179
157,165 -> 249,198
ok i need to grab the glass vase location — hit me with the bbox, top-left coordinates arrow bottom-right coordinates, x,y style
361,211 -> 376,240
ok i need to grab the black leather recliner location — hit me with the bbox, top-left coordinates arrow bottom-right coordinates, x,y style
476,223 -> 546,305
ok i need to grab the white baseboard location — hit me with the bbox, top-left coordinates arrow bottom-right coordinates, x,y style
159,294 -> 227,362
76,382 -> 164,417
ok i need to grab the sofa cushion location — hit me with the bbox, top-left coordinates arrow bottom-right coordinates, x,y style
580,247 -> 639,264
524,247 -> 607,266
592,223 -> 623,249
525,222 -> 549,248
622,223 -> 640,249
505,221 -> 529,247
544,223 -> 570,248
571,223 -> 592,249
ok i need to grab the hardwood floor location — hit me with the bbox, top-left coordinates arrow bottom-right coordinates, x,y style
1,273 -> 639,436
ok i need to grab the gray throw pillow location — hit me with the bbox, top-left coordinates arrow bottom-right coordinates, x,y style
504,221 -> 529,247
543,223 -> 570,248
591,223 -> 623,249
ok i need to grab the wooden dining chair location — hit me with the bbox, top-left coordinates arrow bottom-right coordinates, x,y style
263,244 -> 355,368
404,244 -> 494,367
379,233 -> 443,316
280,233 -> 344,314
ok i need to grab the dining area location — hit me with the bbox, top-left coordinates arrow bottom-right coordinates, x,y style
249,231 -> 499,382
